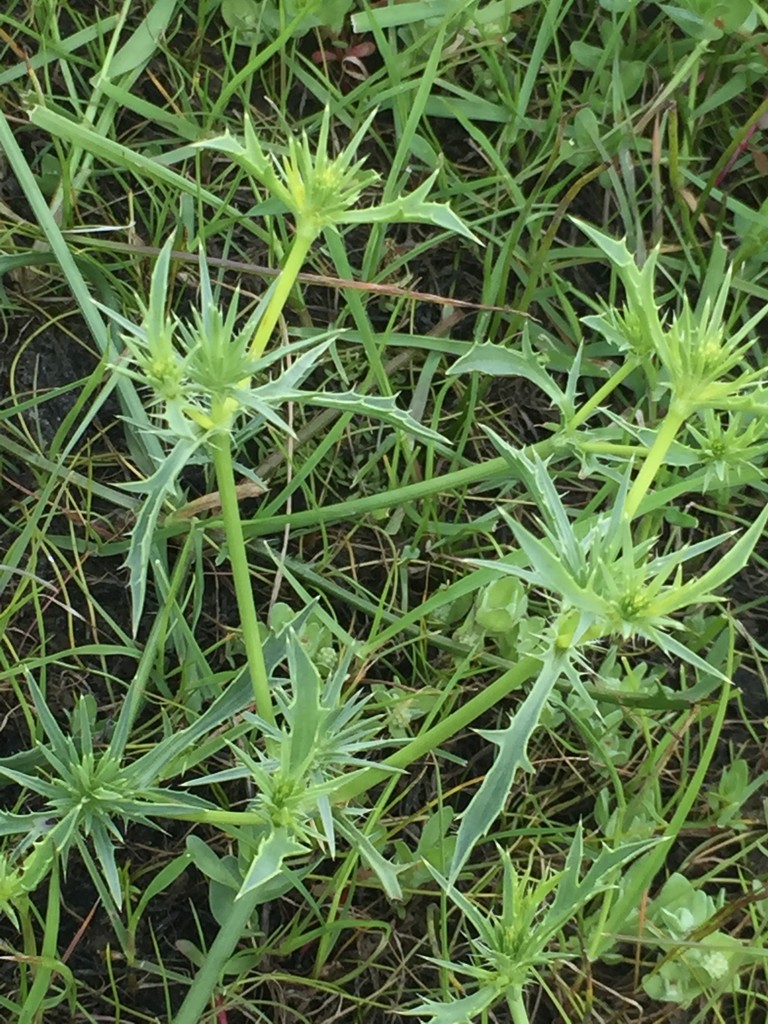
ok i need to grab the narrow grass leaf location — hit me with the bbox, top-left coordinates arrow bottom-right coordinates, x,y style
0,107 -> 164,471
423,95 -> 511,123
29,107 -> 270,246
132,850 -> 193,922
0,17 -> 120,85
106,0 -> 179,79
353,1 -> 455,30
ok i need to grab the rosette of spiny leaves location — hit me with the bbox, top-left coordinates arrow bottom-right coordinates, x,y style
578,223 -> 768,410
105,239 -> 442,628
581,227 -> 768,520
105,242 -> 336,440
0,677 -> 238,908
687,408 -> 768,497
407,829 -> 657,1024
481,441 -> 768,666
184,632 -> 404,901
227,108 -> 379,238
445,438 -> 768,881
201,106 -> 478,245
657,278 -> 766,413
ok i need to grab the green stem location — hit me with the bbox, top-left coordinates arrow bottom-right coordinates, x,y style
249,229 -> 315,360
579,441 -> 646,458
165,430 -> 565,544
172,882 -> 261,1024
210,432 -> 275,728
568,357 -> 638,431
622,402 -> 688,522
241,454 -> 516,537
508,987 -> 530,1024
157,451 -> 524,553
323,227 -> 390,396
19,861 -> 62,1024
18,903 -> 35,1006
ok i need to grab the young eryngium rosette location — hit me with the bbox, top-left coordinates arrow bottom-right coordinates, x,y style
108,241 -> 271,438
110,109 -> 479,1024
199,107 -> 478,360
408,830 -> 657,1024
445,439 -> 768,882
223,109 -> 380,238
576,223 -> 768,520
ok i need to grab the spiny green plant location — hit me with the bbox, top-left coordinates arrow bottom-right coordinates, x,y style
0,677 -> 225,907
3,4 -> 768,1022
98,107 -> 478,1024
406,828 -> 658,1024
446,443 -> 768,880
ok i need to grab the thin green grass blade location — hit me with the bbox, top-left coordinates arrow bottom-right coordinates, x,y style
106,0 -> 179,79
0,106 -> 164,471
28,106 -> 271,245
